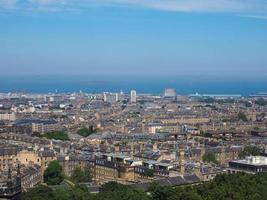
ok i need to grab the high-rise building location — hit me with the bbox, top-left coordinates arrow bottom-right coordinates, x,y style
130,90 -> 137,103
164,88 -> 176,98
103,92 -> 118,104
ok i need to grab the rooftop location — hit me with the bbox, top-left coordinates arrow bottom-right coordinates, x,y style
231,156 -> 267,166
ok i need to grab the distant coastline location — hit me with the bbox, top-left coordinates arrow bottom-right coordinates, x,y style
1,75 -> 267,95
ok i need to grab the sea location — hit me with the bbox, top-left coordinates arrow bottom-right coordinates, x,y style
1,75 -> 267,96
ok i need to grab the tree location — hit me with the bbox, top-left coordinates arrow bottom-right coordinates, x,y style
21,172 -> 267,200
77,126 -> 96,137
71,184 -> 94,200
238,111 -> 248,122
53,187 -> 73,200
71,167 -> 91,184
44,160 -> 63,185
21,185 -> 55,200
239,145 -> 261,159
148,182 -> 176,200
202,152 -> 219,164
42,131 -> 69,141
54,185 -> 93,200
100,181 -> 129,193
99,181 -> 149,200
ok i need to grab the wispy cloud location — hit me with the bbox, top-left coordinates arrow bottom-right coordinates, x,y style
241,15 -> 267,20
1,0 -> 267,15
0,0 -> 18,9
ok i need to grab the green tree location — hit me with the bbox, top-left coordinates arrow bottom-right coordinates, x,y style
238,111 -> 248,122
44,160 -> 63,185
71,167 -> 91,184
148,182 -> 176,200
21,185 -> 55,200
54,185 -> 93,200
99,181 -> 149,200
100,181 -> 129,193
42,131 -> 69,141
202,152 -> 219,164
22,173 -> 267,200
174,188 -> 203,200
53,187 -> 73,200
77,126 -> 96,137
239,145 -> 261,158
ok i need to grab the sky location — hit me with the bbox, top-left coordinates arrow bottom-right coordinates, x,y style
0,0 -> 267,79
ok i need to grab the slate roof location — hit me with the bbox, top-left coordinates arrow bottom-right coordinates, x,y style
15,119 -> 57,125
0,147 -> 18,156
38,150 -> 55,157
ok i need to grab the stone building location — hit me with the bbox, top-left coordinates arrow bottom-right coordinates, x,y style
20,164 -> 42,191
0,168 -> 21,200
189,146 -> 241,165
16,149 -> 56,176
93,158 -> 135,184
57,155 -> 88,177
0,147 -> 18,172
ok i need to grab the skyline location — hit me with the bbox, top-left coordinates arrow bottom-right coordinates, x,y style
0,0 -> 267,78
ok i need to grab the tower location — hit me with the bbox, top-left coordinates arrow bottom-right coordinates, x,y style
130,90 -> 137,103
179,149 -> 185,175
164,88 -> 176,99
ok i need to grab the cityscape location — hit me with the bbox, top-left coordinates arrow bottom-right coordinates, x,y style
1,90 -> 267,199
1,0 -> 267,200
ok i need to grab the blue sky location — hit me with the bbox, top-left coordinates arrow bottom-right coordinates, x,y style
0,0 -> 267,78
